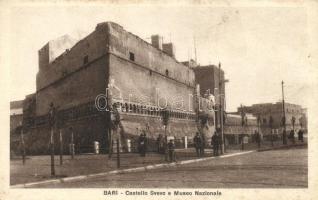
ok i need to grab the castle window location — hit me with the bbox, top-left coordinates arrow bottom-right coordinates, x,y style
129,52 -> 135,61
165,69 -> 169,76
84,55 -> 88,64
149,70 -> 153,76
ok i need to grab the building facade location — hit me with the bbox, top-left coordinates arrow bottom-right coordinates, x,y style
192,65 -> 225,102
237,102 -> 307,135
10,100 -> 24,156
21,22 -> 215,154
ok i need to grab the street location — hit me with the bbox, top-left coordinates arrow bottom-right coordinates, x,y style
30,147 -> 307,188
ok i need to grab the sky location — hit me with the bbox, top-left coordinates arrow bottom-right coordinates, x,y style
9,4 -> 313,112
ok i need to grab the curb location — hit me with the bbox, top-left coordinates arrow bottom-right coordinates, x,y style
11,150 -> 255,188
256,143 -> 307,152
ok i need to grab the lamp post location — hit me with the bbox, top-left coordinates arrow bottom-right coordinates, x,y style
111,103 -> 121,168
257,115 -> 261,149
161,109 -> 170,161
269,115 -> 274,146
48,103 -> 56,176
215,93 -> 226,154
59,129 -> 63,165
217,62 -> 229,154
240,104 -> 245,150
21,128 -> 26,165
70,127 -> 75,159
281,81 -> 287,145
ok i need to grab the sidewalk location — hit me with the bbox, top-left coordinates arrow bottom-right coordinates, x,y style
10,142 -> 306,186
10,148 -> 210,185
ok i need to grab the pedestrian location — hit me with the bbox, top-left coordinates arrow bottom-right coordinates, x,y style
157,134 -> 165,154
211,132 -> 219,156
167,139 -> 176,162
156,134 -> 161,153
138,132 -> 147,157
193,132 -> 202,157
255,130 -> 261,148
289,129 -> 295,144
298,129 -> 304,142
200,134 -> 205,156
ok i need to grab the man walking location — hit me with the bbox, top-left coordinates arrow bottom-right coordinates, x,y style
289,129 -> 295,144
138,132 -> 147,157
156,134 -> 164,154
255,130 -> 261,148
167,139 -> 176,162
298,129 -> 304,142
211,132 -> 219,156
193,132 -> 202,157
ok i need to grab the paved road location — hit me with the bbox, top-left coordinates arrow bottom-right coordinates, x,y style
33,147 -> 307,188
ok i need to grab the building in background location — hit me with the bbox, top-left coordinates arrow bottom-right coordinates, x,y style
237,102 -> 307,135
10,100 -> 24,133
10,100 -> 24,156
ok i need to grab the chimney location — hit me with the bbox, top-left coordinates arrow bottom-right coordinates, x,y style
162,43 -> 175,58
151,35 -> 162,50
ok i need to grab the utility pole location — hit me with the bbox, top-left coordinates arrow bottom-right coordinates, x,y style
21,129 -> 26,165
257,115 -> 261,149
282,81 -> 287,145
241,104 -> 245,151
70,128 -> 75,159
59,129 -> 63,165
194,36 -> 197,64
116,138 -> 120,168
219,63 -> 225,154
269,116 -> 274,146
49,103 -> 56,177
50,126 -> 55,176
107,86 -> 113,159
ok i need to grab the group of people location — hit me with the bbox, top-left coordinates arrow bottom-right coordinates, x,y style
138,132 -> 176,162
137,128 -> 305,161
289,129 -> 304,143
194,132 -> 221,157
139,131 -> 222,160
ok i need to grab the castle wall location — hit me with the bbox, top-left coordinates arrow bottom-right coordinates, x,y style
20,114 -> 107,155
36,56 -> 108,116
36,26 -> 108,92
23,22 -> 214,155
105,22 -> 195,111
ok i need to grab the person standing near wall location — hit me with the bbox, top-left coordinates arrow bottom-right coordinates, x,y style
298,129 -> 304,142
156,134 -> 164,154
138,132 -> 147,157
289,129 -> 295,144
167,139 -> 176,162
200,133 -> 205,156
193,132 -> 202,157
211,132 -> 219,156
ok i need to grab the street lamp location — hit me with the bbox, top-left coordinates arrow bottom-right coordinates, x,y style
281,81 -> 287,145
214,89 -> 228,154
